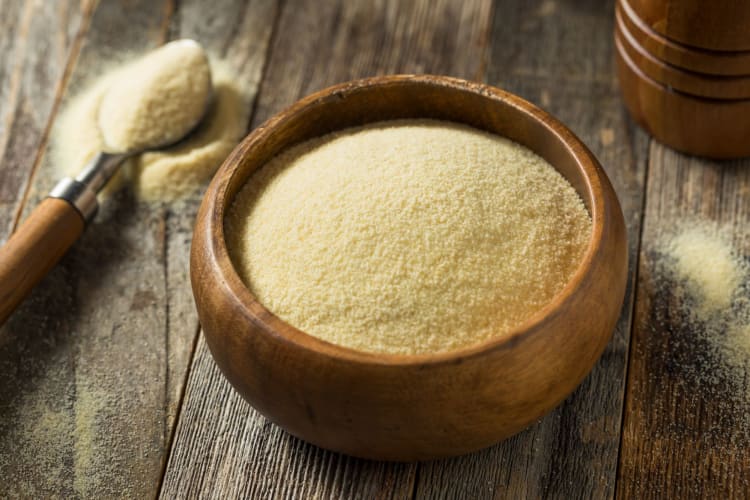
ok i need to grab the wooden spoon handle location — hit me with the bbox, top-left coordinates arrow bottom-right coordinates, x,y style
0,198 -> 85,325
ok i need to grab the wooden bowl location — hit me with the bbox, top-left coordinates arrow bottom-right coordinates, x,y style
190,75 -> 628,461
626,0 -> 750,52
617,0 -> 750,76
616,11 -> 750,99
616,33 -> 750,159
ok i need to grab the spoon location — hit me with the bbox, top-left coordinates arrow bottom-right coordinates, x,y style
0,39 -> 212,326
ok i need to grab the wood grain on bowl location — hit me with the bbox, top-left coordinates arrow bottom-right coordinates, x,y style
190,75 -> 628,461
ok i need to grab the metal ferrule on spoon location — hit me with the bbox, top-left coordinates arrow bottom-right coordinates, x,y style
49,152 -> 130,222
0,152 -> 128,325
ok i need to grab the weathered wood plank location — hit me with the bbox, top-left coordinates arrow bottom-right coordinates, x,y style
0,0 -> 85,238
161,0 -> 493,497
2,0 -> 282,494
0,1 -> 88,497
0,1 -> 178,498
617,145 -> 750,498
414,0 -> 649,497
251,0 -> 493,125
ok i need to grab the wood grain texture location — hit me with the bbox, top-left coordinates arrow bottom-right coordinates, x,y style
414,1 -> 649,498
0,0 -> 84,239
159,0 -> 280,444
162,0 -> 492,497
0,1 -> 88,497
0,0 -> 280,496
250,0 -> 493,127
617,145 -> 750,498
2,0 -> 180,497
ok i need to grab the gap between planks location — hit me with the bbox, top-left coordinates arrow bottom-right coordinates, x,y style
612,132 -> 652,496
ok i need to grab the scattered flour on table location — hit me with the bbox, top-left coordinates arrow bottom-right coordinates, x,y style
227,119 -> 592,355
654,222 -> 750,401
0,395 -> 72,496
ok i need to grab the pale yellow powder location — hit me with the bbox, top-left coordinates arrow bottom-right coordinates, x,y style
98,39 -> 211,152
52,50 -> 249,202
130,78 -> 247,201
0,395 -> 73,496
656,222 -> 750,399
667,227 -> 742,314
227,120 -> 592,355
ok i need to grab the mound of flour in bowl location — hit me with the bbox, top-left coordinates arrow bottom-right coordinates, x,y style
227,120 -> 592,355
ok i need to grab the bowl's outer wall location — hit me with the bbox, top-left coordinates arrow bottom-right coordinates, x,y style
190,76 -> 629,461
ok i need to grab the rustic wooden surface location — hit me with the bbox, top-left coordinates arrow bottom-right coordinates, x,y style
0,0 -> 277,497
617,145 -> 750,498
0,0 -> 747,498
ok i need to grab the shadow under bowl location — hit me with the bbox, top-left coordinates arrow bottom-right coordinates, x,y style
190,75 -> 628,461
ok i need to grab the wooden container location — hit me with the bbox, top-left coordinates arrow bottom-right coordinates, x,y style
616,34 -> 750,158
190,75 -> 628,461
616,11 -> 750,99
617,0 -> 750,76
626,0 -> 750,52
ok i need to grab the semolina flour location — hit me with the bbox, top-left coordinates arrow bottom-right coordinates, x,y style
227,120 -> 592,355
52,42 -> 249,202
97,39 -> 211,153
655,222 -> 750,396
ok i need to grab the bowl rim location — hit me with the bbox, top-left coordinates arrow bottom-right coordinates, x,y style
202,74 -> 613,367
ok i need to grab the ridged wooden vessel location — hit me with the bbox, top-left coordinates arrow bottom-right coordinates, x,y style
616,34 -> 750,159
616,0 -> 750,157
617,0 -> 750,76
616,12 -> 750,99
627,0 -> 750,52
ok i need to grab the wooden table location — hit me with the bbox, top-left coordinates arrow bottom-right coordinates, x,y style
0,0 -> 747,498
